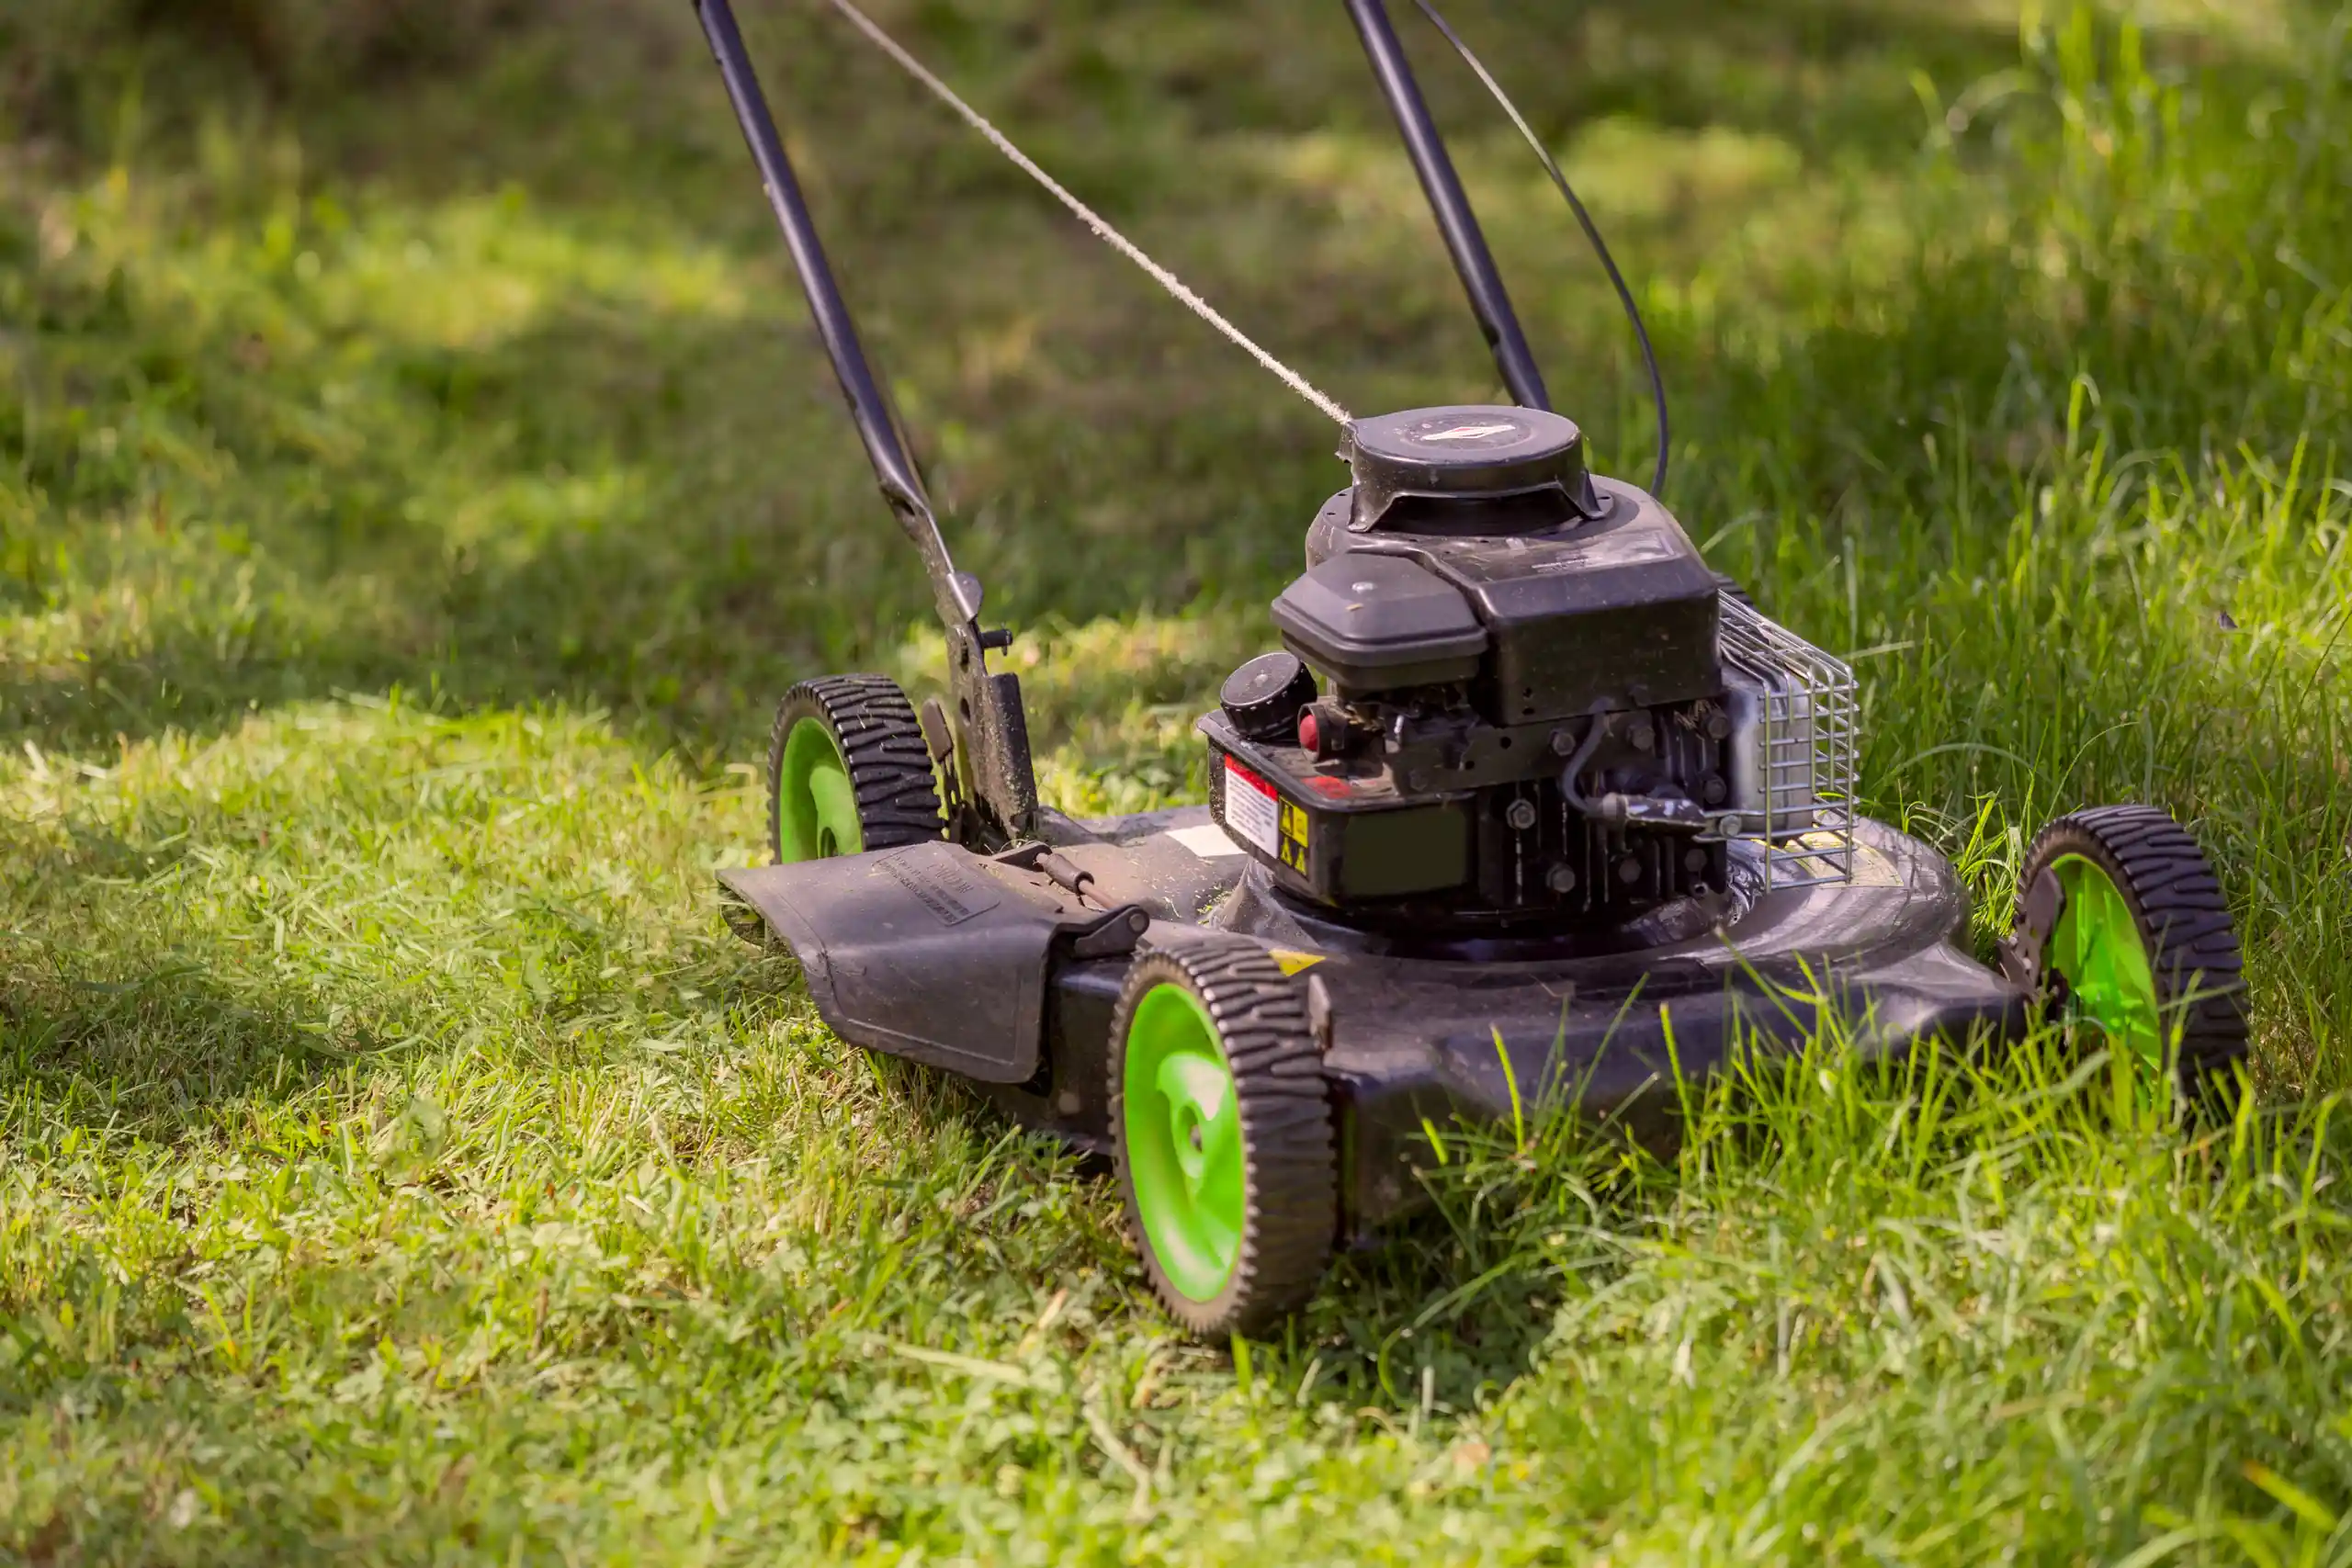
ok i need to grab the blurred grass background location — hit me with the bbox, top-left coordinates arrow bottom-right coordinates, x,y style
3,0 -> 2351,1562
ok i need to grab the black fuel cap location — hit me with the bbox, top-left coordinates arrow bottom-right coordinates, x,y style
1345,404 -> 1598,530
1219,651 -> 1317,742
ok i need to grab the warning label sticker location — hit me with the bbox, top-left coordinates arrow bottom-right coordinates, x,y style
1278,800 -> 1312,874
1223,760 -> 1281,857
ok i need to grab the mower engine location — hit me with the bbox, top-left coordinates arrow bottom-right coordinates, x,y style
1202,406 -> 1858,932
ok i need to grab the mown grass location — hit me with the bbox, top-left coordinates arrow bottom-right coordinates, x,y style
1,0 -> 2349,1561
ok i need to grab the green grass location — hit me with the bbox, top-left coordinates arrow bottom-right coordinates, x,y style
3,0 -> 2351,1560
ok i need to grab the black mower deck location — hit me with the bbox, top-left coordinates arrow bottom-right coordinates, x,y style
720,809 -> 2022,1240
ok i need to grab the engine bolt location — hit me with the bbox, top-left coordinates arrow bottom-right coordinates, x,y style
1505,799 -> 1538,831
1701,774 -> 1728,806
1706,712 -> 1732,740
1547,864 -> 1577,894
1617,855 -> 1643,886
1684,847 -> 1709,873
1629,717 -> 1657,752
1549,728 -> 1577,757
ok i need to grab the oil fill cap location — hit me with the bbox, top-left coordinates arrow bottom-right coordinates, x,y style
1219,651 -> 1317,742
1345,404 -> 1596,530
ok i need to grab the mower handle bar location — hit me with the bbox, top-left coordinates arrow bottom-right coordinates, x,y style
694,0 -> 1555,557
1344,0 -> 1551,413
693,0 -> 983,632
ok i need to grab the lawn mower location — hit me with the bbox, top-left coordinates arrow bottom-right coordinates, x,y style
696,0 -> 2251,1336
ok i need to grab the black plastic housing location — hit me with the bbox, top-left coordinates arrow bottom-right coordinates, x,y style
1271,553 -> 1488,694
1204,720 -> 1472,901
1300,478 -> 1722,721
1343,405 -> 1599,529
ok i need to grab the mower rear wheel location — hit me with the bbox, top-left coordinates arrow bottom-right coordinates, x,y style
2009,805 -> 2248,1103
1110,936 -> 1335,1338
766,676 -> 944,864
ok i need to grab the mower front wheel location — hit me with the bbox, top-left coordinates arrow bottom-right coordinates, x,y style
2006,804 -> 2249,1104
1110,936 -> 1336,1338
766,675 -> 944,864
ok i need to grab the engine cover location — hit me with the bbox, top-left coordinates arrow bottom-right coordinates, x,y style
1270,553 -> 1487,693
1286,479 -> 1723,721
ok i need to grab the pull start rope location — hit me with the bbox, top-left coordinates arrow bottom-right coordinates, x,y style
819,0 -> 1353,426
816,0 -> 1674,496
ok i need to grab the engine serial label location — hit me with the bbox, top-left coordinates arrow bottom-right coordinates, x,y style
1223,760 -> 1282,857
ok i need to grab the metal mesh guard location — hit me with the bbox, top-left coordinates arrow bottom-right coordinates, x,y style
1719,597 -> 1860,890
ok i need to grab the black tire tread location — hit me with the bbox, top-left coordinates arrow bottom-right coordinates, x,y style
2018,804 -> 2249,1095
1109,933 -> 1336,1338
767,675 -> 944,863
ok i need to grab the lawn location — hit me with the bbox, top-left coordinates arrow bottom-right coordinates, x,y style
3,0 -> 2351,1561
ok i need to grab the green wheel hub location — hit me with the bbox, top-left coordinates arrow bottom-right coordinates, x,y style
2045,853 -> 2164,1070
1122,983 -> 1247,1303
775,717 -> 864,863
